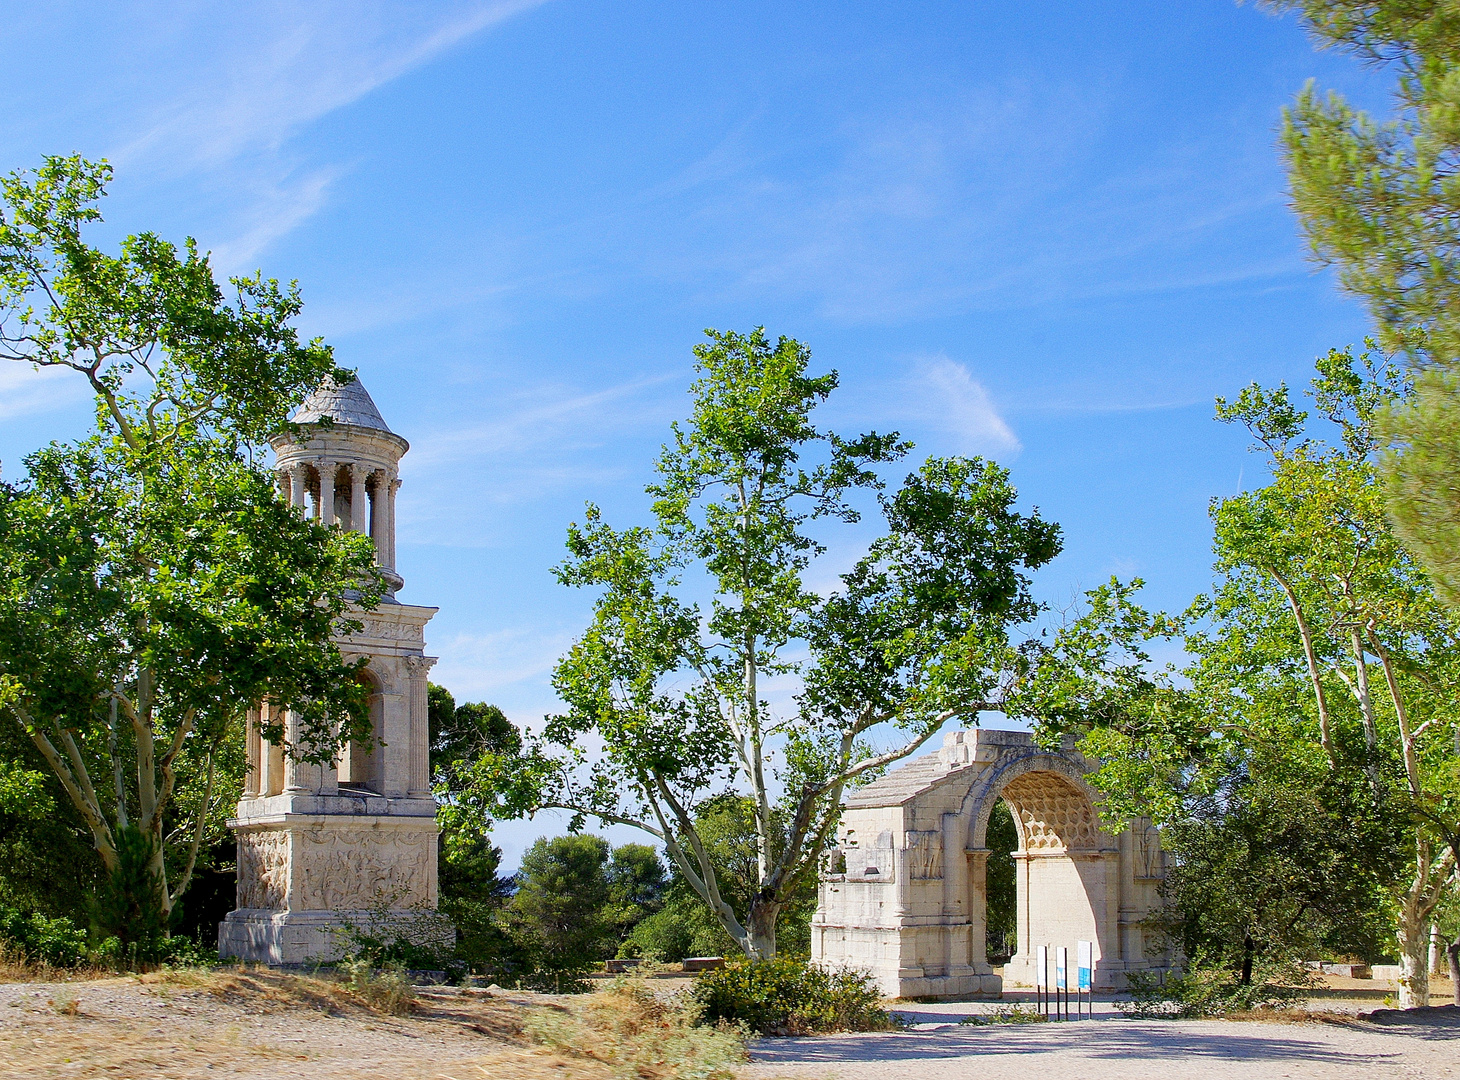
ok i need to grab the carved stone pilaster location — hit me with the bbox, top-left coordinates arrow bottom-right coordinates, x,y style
404,655 -> 437,797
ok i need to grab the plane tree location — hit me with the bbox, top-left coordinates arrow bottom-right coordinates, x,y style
0,156 -> 380,927
468,328 -> 1061,958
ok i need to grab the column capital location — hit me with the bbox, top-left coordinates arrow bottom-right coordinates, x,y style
403,655 -> 437,676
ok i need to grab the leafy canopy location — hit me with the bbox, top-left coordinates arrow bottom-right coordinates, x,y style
465,327 -> 1061,957
0,156 -> 380,919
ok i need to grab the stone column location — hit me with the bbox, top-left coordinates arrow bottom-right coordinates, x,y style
282,709 -> 335,793
966,849 -> 990,967
316,461 -> 336,526
386,476 -> 401,571
275,471 -> 290,506
351,464 -> 369,533
290,466 -> 307,514
404,655 -> 437,798
369,472 -> 385,559
244,708 -> 261,798
943,813 -> 974,977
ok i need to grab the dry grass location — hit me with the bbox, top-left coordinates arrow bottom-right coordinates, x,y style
0,966 -> 747,1080
524,976 -> 747,1080
1222,1007 -> 1366,1025
0,941 -> 110,984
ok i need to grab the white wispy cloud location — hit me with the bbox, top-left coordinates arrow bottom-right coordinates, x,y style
411,373 -> 681,469
396,372 -> 684,547
111,1 -> 550,271
913,356 -> 1021,455
0,363 -> 90,423
431,625 -> 576,702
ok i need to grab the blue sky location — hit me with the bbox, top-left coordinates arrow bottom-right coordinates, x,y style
0,2 -> 1394,868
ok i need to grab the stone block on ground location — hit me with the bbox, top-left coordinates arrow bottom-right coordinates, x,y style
683,956 -> 725,972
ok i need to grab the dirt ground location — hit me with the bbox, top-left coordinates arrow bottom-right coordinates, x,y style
1,970 -> 1456,1080
0,970 -> 586,1080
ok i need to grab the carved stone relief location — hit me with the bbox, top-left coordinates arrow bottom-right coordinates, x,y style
354,617 -> 426,645
1134,822 -> 1164,879
905,830 -> 944,879
1001,771 -> 1101,852
236,831 -> 290,910
297,828 -> 432,910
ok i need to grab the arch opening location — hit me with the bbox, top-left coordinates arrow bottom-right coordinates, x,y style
983,767 -> 1109,988
338,668 -> 384,794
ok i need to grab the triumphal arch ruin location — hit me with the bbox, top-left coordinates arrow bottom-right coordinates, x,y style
218,377 -> 441,964
812,728 -> 1171,997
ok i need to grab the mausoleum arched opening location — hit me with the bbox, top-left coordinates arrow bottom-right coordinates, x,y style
338,667 -> 385,794
984,800 -> 1018,963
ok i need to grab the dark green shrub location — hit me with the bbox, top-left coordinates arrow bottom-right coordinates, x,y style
87,826 -> 168,968
1121,957 -> 1311,1018
693,955 -> 893,1035
0,905 -> 88,967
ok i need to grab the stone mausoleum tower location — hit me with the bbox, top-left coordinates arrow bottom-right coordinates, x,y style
219,376 -> 441,965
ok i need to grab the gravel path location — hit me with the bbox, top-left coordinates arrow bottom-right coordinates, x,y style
747,1006 -> 1460,1080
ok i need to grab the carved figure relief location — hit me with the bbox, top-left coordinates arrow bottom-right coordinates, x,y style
298,828 -> 432,910
236,831 -> 290,909
1135,822 -> 1164,879
354,617 -> 426,645
906,830 -> 944,879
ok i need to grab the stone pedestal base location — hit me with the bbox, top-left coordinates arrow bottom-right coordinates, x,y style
218,908 -> 456,966
894,971 -> 1004,998
219,910 -> 358,965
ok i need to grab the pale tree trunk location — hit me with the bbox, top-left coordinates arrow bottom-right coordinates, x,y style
1393,839 -> 1454,1009
1448,937 -> 1460,995
1396,906 -> 1430,1009
747,894 -> 781,960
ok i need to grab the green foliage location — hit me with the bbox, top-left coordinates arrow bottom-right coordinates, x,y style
0,905 -> 88,967
427,684 -> 517,972
1028,350 -> 1458,1004
505,835 -> 620,973
693,955 -> 894,1035
0,155 -> 381,923
606,842 -> 668,938
0,720 -> 105,918
623,893 -> 732,962
959,1003 -> 1047,1025
1269,2 -> 1460,361
1262,3 -> 1460,617
1121,958 -> 1311,1019
470,327 -> 1061,958
340,958 -> 415,1014
1383,366 -> 1460,605
618,796 -> 817,962
1157,761 -> 1402,975
335,905 -> 459,977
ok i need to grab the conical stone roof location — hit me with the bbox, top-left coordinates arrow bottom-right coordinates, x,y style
293,376 -> 392,432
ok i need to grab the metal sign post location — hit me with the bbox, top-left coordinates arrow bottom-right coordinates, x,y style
1055,946 -> 1069,1020
1077,940 -> 1093,1019
1035,944 -> 1049,1018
